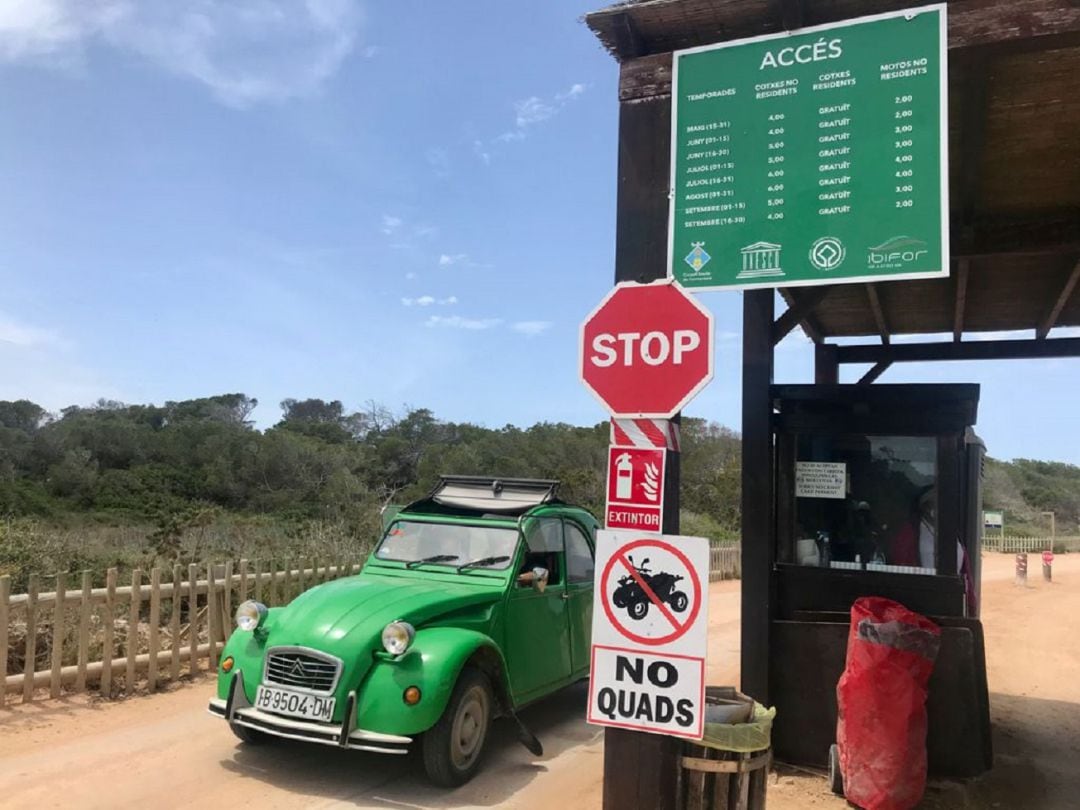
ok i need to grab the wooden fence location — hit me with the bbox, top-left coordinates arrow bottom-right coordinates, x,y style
1,559 -> 360,706
983,536 -> 1080,553
709,546 -> 741,582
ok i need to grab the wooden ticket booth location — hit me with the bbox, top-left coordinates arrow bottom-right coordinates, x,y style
584,0 -> 1080,805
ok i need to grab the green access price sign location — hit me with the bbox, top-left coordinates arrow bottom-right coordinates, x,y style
669,5 -> 948,291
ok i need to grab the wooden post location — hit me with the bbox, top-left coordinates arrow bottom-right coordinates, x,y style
600,57 -> 682,810
207,563 -> 218,670
253,558 -> 263,603
1043,558 -> 1052,582
239,559 -> 249,604
101,568 -> 117,697
742,290 -> 775,704
76,571 -> 92,691
282,560 -> 292,605
127,568 -> 142,693
148,568 -> 161,692
188,563 -> 198,674
268,559 -> 277,606
23,574 -> 38,702
1015,553 -> 1028,586
50,571 -> 67,698
221,559 -> 234,641
171,564 -> 182,682
0,574 -> 9,708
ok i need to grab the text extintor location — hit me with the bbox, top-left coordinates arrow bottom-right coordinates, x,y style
587,530 -> 710,739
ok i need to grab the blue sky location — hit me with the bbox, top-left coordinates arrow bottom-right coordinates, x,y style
0,1 -> 1077,465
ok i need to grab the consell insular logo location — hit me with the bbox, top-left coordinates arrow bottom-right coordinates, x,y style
867,236 -> 928,269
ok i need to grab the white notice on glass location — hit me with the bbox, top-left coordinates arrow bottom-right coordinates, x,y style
796,462 -> 846,499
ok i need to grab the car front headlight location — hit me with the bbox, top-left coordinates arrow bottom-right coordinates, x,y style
381,621 -> 416,656
235,600 -> 268,632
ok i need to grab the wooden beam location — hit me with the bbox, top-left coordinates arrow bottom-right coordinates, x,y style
778,288 -> 824,344
857,361 -> 892,385
953,260 -> 970,343
865,284 -> 890,345
780,0 -> 805,30
612,11 -> 646,59
814,343 -> 839,384
741,290 -> 775,705
954,52 -> 990,242
587,0 -> 1080,64
836,337 -> 1080,364
1037,259 -> 1080,339
773,287 -> 830,345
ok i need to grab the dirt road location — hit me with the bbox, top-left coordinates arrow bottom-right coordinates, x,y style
2,555 -> 1078,808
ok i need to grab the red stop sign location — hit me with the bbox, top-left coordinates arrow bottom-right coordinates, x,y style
579,280 -> 714,418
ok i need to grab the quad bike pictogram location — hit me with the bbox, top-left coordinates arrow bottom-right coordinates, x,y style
611,556 -> 690,621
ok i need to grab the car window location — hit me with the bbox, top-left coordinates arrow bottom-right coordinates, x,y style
565,522 -> 595,584
375,520 -> 518,569
522,517 -> 563,552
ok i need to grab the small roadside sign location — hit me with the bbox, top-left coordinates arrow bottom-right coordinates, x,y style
606,446 -> 666,531
1042,550 -> 1054,566
587,530 -> 710,739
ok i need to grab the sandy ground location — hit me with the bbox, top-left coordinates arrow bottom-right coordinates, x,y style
1,554 -> 1077,808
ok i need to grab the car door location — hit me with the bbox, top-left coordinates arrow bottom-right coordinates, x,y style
563,520 -> 595,676
504,517 -> 573,701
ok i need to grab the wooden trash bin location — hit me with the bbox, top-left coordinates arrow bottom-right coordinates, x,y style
679,746 -> 770,810
678,688 -> 773,810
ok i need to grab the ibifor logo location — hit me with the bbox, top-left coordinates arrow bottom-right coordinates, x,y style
809,236 -> 846,271
867,236 -> 928,269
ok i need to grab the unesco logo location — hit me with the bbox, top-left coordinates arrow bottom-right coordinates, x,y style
809,237 -> 846,271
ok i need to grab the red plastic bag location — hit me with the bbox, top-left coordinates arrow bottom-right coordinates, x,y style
836,597 -> 941,810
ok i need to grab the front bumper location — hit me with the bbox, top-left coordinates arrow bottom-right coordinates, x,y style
207,670 -> 412,755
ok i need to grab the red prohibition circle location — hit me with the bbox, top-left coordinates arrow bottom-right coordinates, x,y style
600,538 -> 702,646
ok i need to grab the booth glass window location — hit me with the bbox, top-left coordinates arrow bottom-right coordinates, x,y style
793,435 -> 937,574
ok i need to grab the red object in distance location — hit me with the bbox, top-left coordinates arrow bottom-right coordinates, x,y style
580,280 -> 714,418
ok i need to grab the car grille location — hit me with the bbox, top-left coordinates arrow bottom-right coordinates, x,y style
263,648 -> 342,695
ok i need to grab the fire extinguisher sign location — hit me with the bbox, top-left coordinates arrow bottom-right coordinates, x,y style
605,445 -> 666,531
587,530 -> 710,739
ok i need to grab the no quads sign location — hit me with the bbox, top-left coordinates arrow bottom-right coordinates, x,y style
587,530 -> 710,739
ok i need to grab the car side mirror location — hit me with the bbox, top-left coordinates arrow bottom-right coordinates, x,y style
532,567 -> 549,593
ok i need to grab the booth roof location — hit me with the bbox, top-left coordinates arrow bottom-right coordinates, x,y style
585,0 -> 1080,340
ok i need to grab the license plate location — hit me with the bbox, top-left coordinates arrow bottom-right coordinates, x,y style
255,685 -> 336,722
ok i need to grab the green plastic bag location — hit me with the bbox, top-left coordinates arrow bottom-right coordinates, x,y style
697,703 -> 776,753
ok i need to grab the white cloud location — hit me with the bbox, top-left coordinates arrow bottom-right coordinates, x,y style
0,314 -> 62,348
405,272 -> 417,280
512,320 -> 552,337
514,96 -> 556,128
426,315 -> 502,331
402,295 -> 457,307
0,0 -> 363,107
381,215 -> 403,235
361,44 -> 381,58
439,253 -> 467,267
425,147 -> 450,177
413,223 -> 438,238
479,81 -> 588,160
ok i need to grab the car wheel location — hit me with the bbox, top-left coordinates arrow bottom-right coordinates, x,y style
628,600 -> 649,620
230,722 -> 270,745
422,667 -> 494,787
670,591 -> 689,612
828,744 -> 844,795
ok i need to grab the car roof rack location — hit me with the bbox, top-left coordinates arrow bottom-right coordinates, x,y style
405,475 -> 562,517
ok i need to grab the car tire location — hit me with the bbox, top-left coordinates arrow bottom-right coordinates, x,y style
670,591 -> 689,612
828,743 -> 844,795
230,722 -> 270,745
422,667 -> 494,787
628,600 -> 649,620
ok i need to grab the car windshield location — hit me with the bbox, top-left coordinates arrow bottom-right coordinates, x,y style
375,520 -> 518,570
